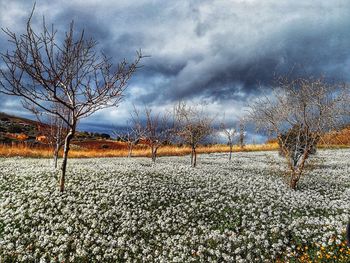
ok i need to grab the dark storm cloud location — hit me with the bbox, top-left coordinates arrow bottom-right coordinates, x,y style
54,9 -> 110,42
1,0 -> 349,137
160,8 -> 350,103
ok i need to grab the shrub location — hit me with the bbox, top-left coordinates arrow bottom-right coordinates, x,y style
101,144 -> 109,149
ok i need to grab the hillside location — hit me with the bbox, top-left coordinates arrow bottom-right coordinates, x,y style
0,112 -> 41,126
0,112 -> 111,145
0,112 -> 38,143
265,125 -> 350,146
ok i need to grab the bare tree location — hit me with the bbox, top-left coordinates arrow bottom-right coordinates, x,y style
220,122 -> 236,161
238,118 -> 246,148
0,8 -> 143,192
174,102 -> 213,167
113,107 -> 145,158
249,76 -> 346,189
343,84 -> 350,117
34,102 -> 68,168
141,107 -> 172,162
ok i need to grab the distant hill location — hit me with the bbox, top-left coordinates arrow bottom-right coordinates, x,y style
0,112 -> 111,144
0,112 -> 40,126
265,125 -> 350,146
0,112 -> 39,143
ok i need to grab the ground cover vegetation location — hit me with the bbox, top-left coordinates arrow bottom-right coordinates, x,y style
0,150 -> 349,262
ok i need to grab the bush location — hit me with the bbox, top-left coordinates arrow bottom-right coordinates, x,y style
100,144 -> 109,149
100,133 -> 111,139
0,117 -> 10,122
8,124 -> 24,133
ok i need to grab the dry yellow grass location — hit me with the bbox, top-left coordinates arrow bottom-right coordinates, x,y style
1,141 -> 348,159
0,143 -> 53,158
0,142 -> 280,158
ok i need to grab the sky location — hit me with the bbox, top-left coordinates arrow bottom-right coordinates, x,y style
0,0 -> 349,143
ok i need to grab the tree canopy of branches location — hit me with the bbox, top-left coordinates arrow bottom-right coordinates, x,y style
0,8 -> 143,192
174,102 -> 213,167
249,76 -> 347,189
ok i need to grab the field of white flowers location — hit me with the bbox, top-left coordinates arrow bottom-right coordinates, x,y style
0,149 -> 350,262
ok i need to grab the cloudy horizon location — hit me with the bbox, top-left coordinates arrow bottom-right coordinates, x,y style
1,0 -> 349,142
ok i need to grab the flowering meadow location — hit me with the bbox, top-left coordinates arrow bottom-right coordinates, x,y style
0,149 -> 349,262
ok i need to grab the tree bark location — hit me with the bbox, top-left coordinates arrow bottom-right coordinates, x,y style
53,145 -> 59,169
60,129 -> 74,192
190,147 -> 194,167
191,146 -> 197,167
290,174 -> 298,190
229,144 -> 233,161
290,169 -> 303,190
193,148 -> 197,167
289,150 -> 308,190
128,144 -> 133,158
151,146 -> 157,162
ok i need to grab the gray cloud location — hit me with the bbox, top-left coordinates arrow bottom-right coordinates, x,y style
1,0 -> 349,141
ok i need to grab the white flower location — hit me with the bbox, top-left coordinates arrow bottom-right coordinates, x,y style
0,149 -> 349,261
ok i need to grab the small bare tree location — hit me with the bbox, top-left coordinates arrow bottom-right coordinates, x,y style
220,122 -> 236,161
238,118 -> 246,148
141,107 -> 172,162
0,8 -> 142,192
343,84 -> 350,117
113,107 -> 145,158
34,102 -> 68,168
249,76 -> 346,189
174,102 -> 213,167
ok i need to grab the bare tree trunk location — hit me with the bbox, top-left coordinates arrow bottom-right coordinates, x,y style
53,123 -> 62,169
191,146 -> 197,167
151,146 -> 157,162
60,129 -> 74,192
239,127 -> 245,149
190,146 -> 194,166
53,145 -> 59,169
289,150 -> 309,189
128,144 -> 133,158
193,148 -> 197,167
290,171 -> 301,190
154,148 -> 158,162
229,144 -> 233,161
